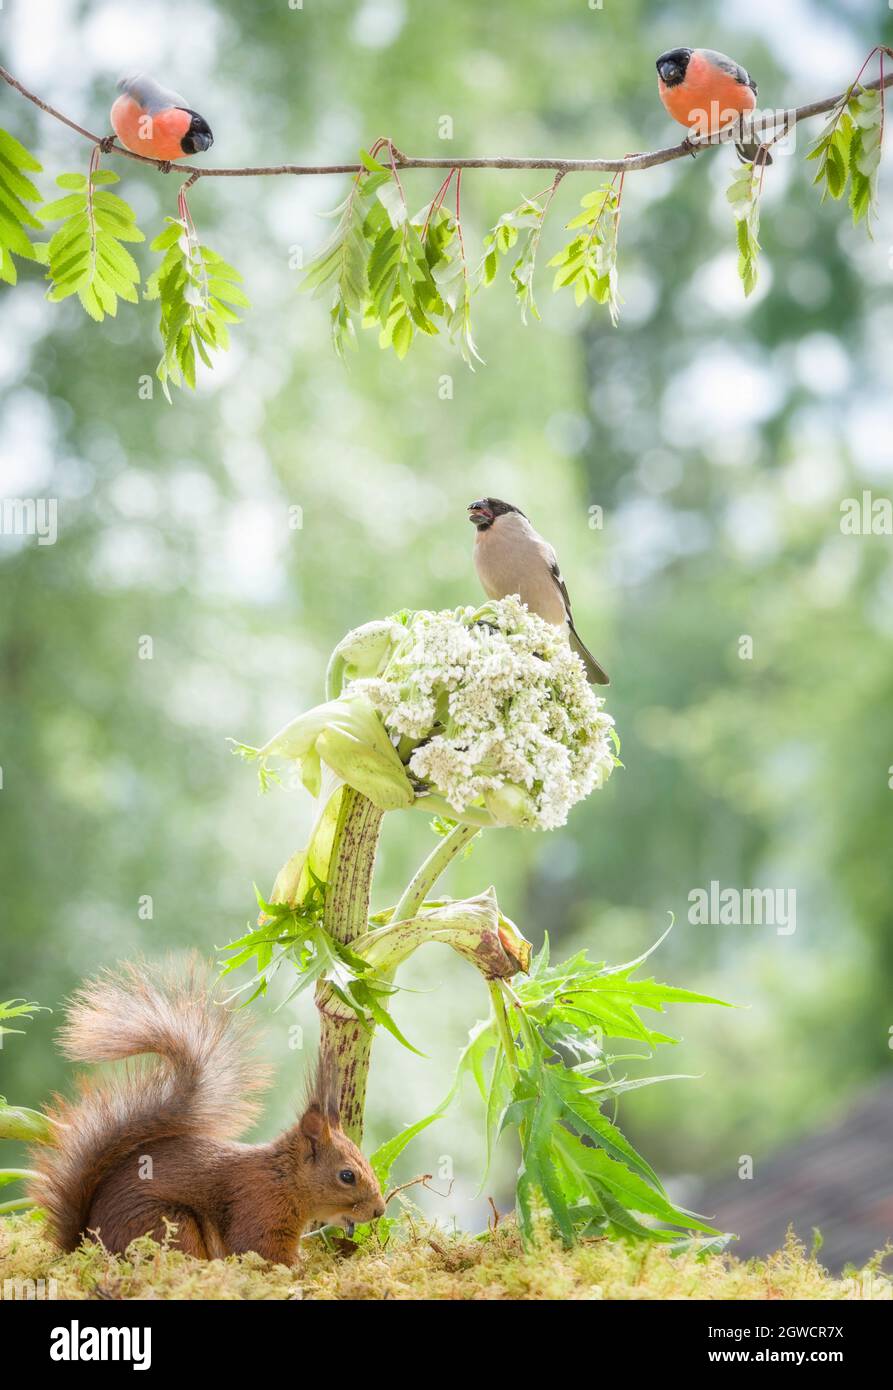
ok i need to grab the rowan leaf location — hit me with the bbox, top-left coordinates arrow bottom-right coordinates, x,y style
38,171 -> 144,321
548,182 -> 622,325
149,216 -> 248,397
0,127 -> 44,280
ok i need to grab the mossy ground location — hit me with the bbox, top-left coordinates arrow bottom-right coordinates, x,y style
1,1211 -> 889,1300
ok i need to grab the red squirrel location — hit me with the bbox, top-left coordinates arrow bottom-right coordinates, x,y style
28,958 -> 385,1262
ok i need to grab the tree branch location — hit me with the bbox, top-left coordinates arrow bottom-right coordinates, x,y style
2,62 -> 892,181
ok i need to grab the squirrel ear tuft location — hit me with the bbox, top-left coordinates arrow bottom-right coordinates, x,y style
305,1053 -> 343,1130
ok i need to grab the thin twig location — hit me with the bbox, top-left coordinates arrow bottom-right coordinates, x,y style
385,1174 -> 432,1205
2,62 -> 892,181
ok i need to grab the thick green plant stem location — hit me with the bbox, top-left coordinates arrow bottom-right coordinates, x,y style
323,787 -> 385,946
392,821 -> 480,922
317,804 -> 485,1143
489,981 -> 520,1083
488,981 -> 531,1155
354,889 -> 530,979
316,787 -> 384,1142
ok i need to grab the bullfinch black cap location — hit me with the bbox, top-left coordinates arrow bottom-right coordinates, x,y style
656,48 -> 693,85
181,111 -> 214,155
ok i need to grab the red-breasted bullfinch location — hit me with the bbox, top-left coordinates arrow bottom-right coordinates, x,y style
656,48 -> 771,165
468,498 -> 609,685
110,73 -> 214,162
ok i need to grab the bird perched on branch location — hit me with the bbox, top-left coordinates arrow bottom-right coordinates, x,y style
110,73 -> 214,163
468,498 -> 609,685
656,47 -> 771,166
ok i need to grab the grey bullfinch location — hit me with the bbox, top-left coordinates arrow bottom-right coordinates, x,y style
468,498 -> 609,685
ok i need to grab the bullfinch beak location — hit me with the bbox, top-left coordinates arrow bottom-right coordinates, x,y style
658,57 -> 686,85
467,497 -> 610,686
468,500 -> 494,527
655,46 -> 771,166
111,73 -> 214,163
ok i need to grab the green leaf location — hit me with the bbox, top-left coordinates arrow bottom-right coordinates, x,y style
0,997 -> 46,1034
564,1141 -> 715,1232
549,183 -> 621,325
0,1103 -> 53,1143
304,166 -> 484,364
0,162 -> 43,212
149,221 -> 248,394
0,128 -> 44,278
414,928 -> 733,1249
480,196 -> 548,323
519,1079 -> 575,1246
150,218 -> 185,253
547,1067 -> 663,1188
0,205 -> 38,260
0,128 -> 42,173
376,179 -> 407,228
847,95 -> 881,235
727,162 -> 761,297
359,148 -> 389,173
348,979 -> 425,1055
807,94 -> 880,231
391,312 -> 413,359
41,192 -> 88,221
40,180 -> 146,320
370,1114 -> 443,1188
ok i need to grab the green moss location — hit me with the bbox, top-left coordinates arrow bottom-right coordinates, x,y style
1,1211 -> 888,1300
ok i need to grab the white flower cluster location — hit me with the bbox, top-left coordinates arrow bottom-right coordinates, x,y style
350,596 -> 616,830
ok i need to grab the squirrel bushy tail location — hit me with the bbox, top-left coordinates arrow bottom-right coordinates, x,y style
29,955 -> 271,1251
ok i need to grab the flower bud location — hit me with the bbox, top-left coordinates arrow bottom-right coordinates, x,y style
326,619 -> 403,698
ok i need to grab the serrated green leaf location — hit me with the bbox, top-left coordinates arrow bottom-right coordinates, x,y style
78,281 -> 106,320
0,132 -> 45,277
0,128 -> 42,173
207,277 -> 250,308
376,179 -> 407,228
371,1113 -> 443,1189
0,159 -> 43,207
359,148 -> 389,173
95,208 -> 145,242
0,205 -> 39,259
41,192 -> 87,222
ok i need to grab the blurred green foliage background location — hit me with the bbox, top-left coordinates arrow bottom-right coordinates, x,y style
1,0 -> 892,1237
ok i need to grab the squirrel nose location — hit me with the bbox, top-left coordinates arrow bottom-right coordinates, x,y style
374,1200 -> 386,1218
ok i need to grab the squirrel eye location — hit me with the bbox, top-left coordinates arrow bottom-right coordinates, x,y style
338,1168 -> 356,1185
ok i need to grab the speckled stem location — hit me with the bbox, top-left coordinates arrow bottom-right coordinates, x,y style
316,788 -> 384,1142
316,802 -> 487,1143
